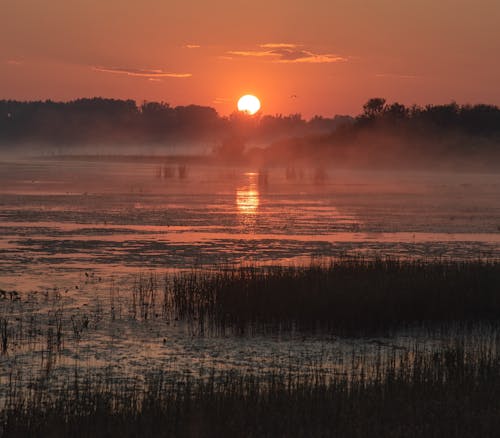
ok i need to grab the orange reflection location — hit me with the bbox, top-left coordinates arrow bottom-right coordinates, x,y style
236,173 -> 260,228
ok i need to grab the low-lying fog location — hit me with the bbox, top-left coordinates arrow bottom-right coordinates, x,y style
1,153 -> 499,292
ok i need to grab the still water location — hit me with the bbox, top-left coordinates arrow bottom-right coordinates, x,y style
1,158 -> 499,291
1,157 -> 499,385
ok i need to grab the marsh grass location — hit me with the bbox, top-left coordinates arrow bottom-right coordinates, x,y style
2,259 -> 500,436
2,258 -> 500,363
2,342 -> 500,437
164,258 -> 500,334
1,258 -> 500,365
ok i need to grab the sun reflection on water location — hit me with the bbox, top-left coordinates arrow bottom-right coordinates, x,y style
236,173 -> 260,229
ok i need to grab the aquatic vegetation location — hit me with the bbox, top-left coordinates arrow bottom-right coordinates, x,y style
164,258 -> 500,334
2,341 -> 500,437
2,259 -> 500,436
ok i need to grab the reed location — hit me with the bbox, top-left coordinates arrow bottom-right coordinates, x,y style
2,341 -> 500,437
164,258 -> 500,334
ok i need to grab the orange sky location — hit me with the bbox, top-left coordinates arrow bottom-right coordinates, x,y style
2,0 -> 500,117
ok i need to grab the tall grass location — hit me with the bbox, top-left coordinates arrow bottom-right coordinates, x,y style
1,259 -> 499,364
2,342 -> 500,437
166,258 -> 500,334
2,260 -> 500,436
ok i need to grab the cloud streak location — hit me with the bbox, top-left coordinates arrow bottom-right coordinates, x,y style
226,45 -> 345,64
92,66 -> 192,78
227,50 -> 272,58
272,49 -> 345,63
259,43 -> 299,49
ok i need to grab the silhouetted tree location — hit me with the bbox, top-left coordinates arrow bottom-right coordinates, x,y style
362,98 -> 386,119
383,102 -> 408,120
2,97 -> 500,168
141,101 -> 175,141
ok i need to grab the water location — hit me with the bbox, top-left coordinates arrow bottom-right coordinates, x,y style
1,156 -> 500,388
1,158 -> 499,291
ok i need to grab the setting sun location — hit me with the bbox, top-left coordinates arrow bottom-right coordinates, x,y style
237,94 -> 261,115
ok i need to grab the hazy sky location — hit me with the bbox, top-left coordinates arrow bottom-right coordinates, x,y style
2,0 -> 500,117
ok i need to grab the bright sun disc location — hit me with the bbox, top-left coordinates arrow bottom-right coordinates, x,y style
237,95 -> 261,115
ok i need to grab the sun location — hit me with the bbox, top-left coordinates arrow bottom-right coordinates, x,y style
237,94 -> 261,115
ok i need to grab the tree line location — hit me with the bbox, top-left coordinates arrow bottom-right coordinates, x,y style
2,97 -> 499,169
252,98 -> 500,169
0,98 -> 347,146
356,97 -> 500,136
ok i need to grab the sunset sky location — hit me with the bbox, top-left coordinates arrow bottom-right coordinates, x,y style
2,0 -> 500,117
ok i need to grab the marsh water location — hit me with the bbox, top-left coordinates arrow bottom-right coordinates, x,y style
1,156 -> 500,385
1,158 -> 499,290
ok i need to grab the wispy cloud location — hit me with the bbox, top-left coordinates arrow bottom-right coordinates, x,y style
273,49 -> 345,63
184,44 -> 201,49
6,59 -> 23,65
260,43 -> 299,49
92,66 -> 192,78
226,45 -> 345,64
227,50 -> 272,58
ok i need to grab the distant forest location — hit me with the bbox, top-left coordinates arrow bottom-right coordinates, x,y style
0,98 -> 349,145
255,98 -> 500,169
1,97 -> 500,169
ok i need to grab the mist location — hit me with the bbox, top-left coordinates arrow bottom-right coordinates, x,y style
1,97 -> 500,173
